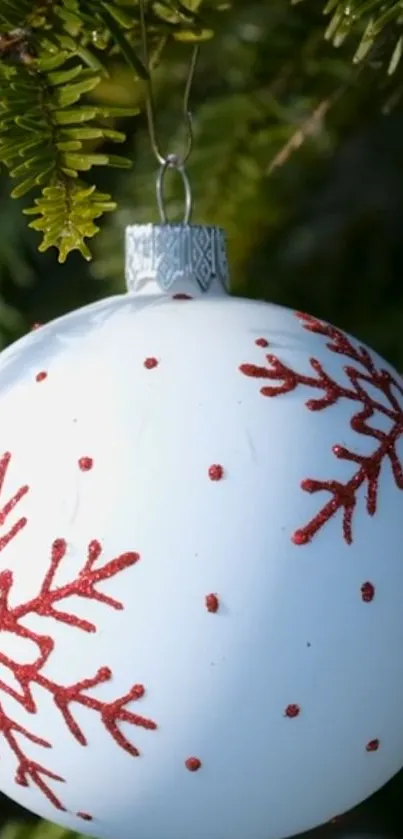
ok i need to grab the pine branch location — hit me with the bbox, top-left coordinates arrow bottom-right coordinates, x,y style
304,0 -> 403,75
23,182 -> 117,262
0,0 -> 212,261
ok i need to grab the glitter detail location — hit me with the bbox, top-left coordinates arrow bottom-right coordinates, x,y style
208,464 -> 224,481
292,530 -> 310,546
240,311 -> 403,545
31,323 -> 42,331
35,371 -> 47,382
77,813 -> 93,821
185,757 -> 202,772
366,739 -> 379,752
78,457 -> 93,472
0,453 -> 28,552
205,593 -> 219,613
255,338 -> 269,348
0,536 -> 157,814
172,293 -> 193,300
284,704 -> 300,718
361,581 -> 375,602
144,357 -> 159,370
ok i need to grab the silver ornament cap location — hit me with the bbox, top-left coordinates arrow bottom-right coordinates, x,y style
125,223 -> 229,297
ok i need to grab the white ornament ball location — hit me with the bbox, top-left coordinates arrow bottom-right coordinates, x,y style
0,224 -> 402,839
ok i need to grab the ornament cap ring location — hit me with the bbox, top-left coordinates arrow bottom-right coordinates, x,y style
156,155 -> 193,225
125,223 -> 229,295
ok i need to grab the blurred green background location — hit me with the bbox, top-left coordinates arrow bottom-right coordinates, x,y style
0,0 -> 403,837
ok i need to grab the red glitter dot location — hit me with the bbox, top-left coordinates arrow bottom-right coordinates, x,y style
366,738 -> 379,752
77,813 -> 93,822
255,338 -> 269,348
78,457 -> 93,472
284,704 -> 300,718
361,581 -> 375,602
35,371 -> 47,382
144,357 -> 159,370
31,322 -> 42,331
205,593 -> 219,613
172,293 -> 193,300
185,757 -> 202,772
208,464 -> 224,481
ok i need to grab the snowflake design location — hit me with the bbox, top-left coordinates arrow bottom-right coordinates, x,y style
240,312 -> 403,545
0,452 -> 28,551
0,453 -> 157,818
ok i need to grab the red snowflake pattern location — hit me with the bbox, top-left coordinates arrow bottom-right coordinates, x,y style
0,452 -> 29,553
240,313 -> 403,545
0,504 -> 157,814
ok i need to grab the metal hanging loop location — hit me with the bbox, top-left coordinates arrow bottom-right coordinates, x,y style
139,0 -> 199,222
156,154 -> 193,224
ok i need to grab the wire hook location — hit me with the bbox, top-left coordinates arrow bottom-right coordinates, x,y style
138,0 -> 199,168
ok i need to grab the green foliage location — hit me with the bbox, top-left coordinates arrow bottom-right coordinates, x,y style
2,0 -> 403,263
23,181 -> 117,262
0,0 -> 213,261
0,820 -> 85,839
319,0 -> 403,74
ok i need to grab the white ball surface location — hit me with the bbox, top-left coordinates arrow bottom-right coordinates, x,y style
0,290 -> 402,839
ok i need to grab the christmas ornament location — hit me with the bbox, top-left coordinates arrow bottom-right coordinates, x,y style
0,10 -> 403,839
